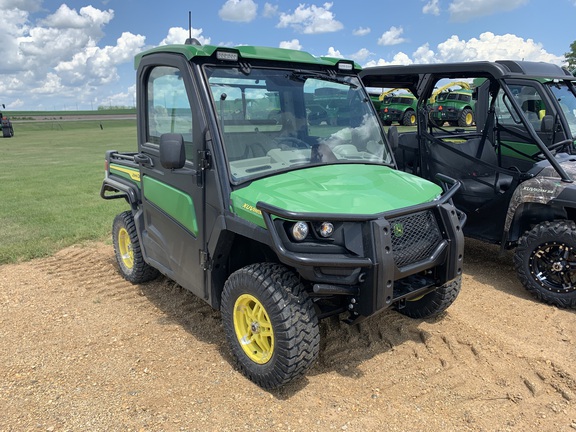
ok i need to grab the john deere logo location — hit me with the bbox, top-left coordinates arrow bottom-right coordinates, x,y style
393,223 -> 404,238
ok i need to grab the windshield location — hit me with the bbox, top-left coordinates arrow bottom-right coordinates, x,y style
205,66 -> 391,183
548,81 -> 576,138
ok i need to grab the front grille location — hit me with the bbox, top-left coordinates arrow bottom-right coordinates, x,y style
389,211 -> 442,267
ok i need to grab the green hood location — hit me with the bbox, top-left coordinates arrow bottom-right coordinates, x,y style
230,164 -> 442,227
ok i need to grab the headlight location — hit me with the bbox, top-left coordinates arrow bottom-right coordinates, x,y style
291,221 -> 309,241
318,222 -> 334,238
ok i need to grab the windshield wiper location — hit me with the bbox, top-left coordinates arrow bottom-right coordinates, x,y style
288,70 -> 357,88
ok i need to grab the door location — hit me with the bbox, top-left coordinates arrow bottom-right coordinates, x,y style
494,81 -> 556,167
136,56 -> 207,299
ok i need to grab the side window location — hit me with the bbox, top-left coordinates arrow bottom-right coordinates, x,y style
147,66 -> 194,160
497,84 -> 548,129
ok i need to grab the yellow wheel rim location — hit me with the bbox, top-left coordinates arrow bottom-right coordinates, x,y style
233,294 -> 274,364
466,112 -> 473,125
118,227 -> 134,269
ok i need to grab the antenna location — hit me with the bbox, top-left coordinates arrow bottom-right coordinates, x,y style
185,11 -> 201,46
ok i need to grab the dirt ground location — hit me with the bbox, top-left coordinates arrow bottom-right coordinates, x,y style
1,239 -> 576,432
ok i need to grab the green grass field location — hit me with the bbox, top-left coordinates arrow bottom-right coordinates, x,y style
8,108 -> 136,118
0,119 -> 137,264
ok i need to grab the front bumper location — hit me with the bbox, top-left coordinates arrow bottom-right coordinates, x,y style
257,177 -> 465,320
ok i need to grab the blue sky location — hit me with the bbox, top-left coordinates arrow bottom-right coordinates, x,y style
0,0 -> 574,111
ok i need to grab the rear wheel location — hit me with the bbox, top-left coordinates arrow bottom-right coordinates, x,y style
402,110 -> 416,126
221,263 -> 320,389
458,108 -> 474,127
514,220 -> 576,308
396,277 -> 461,319
112,211 -> 159,284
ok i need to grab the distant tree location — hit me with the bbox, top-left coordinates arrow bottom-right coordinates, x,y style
565,40 -> 576,71
97,105 -> 135,111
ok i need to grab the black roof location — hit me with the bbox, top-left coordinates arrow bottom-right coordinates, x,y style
360,60 -> 575,90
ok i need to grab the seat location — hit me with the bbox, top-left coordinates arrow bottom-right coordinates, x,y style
427,137 -> 514,211
394,132 -> 419,173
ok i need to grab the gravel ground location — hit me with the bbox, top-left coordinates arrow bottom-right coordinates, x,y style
1,239 -> 576,431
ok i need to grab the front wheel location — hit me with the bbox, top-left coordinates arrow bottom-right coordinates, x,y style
396,277 -> 462,319
514,220 -> 576,308
221,263 -> 320,390
112,211 -> 159,284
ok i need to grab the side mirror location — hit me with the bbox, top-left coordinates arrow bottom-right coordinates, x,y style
541,115 -> 554,133
160,133 -> 186,169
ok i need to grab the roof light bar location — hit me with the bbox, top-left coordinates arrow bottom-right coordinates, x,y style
338,62 -> 354,71
216,50 -> 239,62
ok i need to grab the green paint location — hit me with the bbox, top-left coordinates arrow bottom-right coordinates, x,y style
143,176 -> 198,236
136,44 -> 360,71
230,164 -> 442,228
500,140 -> 538,161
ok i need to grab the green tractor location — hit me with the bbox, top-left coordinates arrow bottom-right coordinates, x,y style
378,89 -> 418,126
429,81 -> 475,127
0,104 -> 14,138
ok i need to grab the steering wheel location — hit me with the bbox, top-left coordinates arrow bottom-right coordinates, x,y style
548,139 -> 574,153
273,136 -> 311,150
531,138 -> 574,160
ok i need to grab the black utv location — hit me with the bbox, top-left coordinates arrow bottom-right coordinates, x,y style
362,60 -> 576,308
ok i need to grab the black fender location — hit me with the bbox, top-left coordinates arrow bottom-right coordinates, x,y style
100,176 -> 141,210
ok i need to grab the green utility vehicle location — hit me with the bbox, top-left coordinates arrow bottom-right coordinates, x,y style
101,41 -> 465,389
0,104 -> 14,138
378,89 -> 418,126
361,60 -> 576,308
429,82 -> 475,127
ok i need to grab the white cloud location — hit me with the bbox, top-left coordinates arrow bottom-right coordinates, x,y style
377,26 -> 406,46
353,27 -> 371,36
263,3 -> 278,18
423,0 -> 440,15
277,2 -> 343,34
349,48 -> 372,62
325,47 -> 343,58
435,32 -> 563,64
102,83 -> 137,108
55,32 -> 146,86
40,4 -> 112,29
412,43 -> 436,63
160,27 -> 211,46
365,32 -> 563,67
279,39 -> 302,50
364,52 -> 412,67
0,0 -> 41,11
448,0 -> 528,22
0,3 -> 146,110
31,72 -> 64,95
8,98 -> 25,108
219,0 -> 258,23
